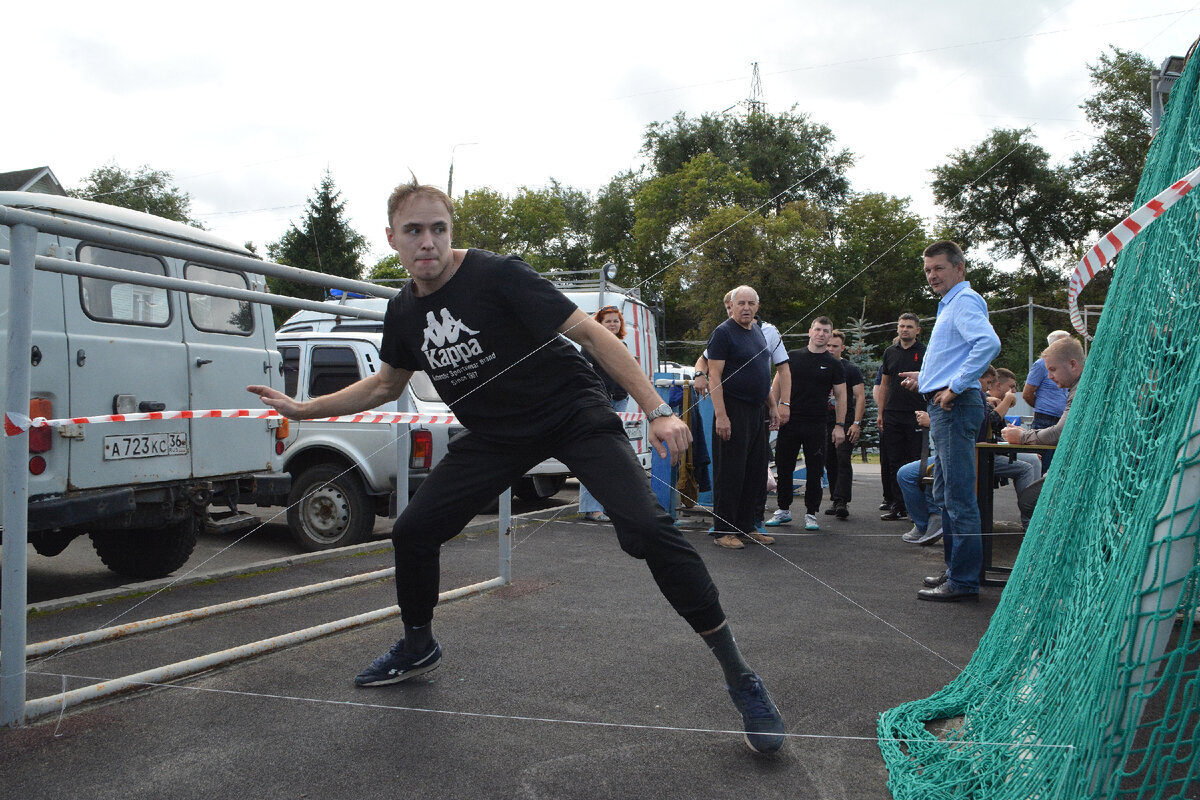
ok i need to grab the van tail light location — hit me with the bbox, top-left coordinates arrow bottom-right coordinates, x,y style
275,419 -> 290,439
410,430 -> 433,470
29,398 -> 52,454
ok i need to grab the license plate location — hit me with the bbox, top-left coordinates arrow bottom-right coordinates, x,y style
103,432 -> 189,460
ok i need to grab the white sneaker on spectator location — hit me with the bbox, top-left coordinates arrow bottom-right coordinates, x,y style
804,514 -> 819,531
901,525 -> 924,543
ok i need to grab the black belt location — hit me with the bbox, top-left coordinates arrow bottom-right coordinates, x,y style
921,388 -> 948,403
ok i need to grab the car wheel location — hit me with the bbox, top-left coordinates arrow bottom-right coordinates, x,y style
90,513 -> 199,579
287,464 -> 374,551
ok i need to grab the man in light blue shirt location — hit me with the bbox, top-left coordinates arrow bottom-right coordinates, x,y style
900,240 -> 1000,601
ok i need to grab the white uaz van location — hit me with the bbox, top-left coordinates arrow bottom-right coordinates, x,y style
0,192 -> 288,578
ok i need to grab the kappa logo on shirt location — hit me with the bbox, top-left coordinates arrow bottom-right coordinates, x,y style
422,308 -> 484,369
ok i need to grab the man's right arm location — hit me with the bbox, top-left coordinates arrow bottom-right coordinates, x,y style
1022,383 -> 1038,407
247,361 -> 413,420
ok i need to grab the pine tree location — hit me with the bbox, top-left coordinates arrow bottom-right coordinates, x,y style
267,171 -> 368,323
844,317 -> 882,460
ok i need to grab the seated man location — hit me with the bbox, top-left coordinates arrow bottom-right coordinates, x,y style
981,365 -> 1040,529
898,410 -> 942,544
1002,337 -> 1086,525
901,365 -> 1038,544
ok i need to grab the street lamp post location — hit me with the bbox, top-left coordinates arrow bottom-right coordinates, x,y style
447,142 -> 478,198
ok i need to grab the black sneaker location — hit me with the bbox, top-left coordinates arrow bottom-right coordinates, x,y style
880,509 -> 903,521
354,638 -> 442,686
727,673 -> 785,754
824,506 -> 837,515
835,502 -> 849,520
878,502 -> 891,511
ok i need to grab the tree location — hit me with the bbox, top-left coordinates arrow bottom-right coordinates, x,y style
931,127 -> 1093,288
71,162 -> 200,226
823,193 -> 931,328
642,107 -> 854,211
1072,46 -> 1156,231
367,253 -> 409,284
452,183 -> 594,273
843,317 -> 882,457
266,171 -> 369,323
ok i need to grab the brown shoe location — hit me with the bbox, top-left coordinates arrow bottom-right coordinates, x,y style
743,531 -> 775,545
713,534 -> 745,549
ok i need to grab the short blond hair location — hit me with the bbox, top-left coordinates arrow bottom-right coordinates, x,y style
1042,337 -> 1085,366
386,176 -> 454,227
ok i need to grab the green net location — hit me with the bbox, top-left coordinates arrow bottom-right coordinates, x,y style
877,52 -> 1200,799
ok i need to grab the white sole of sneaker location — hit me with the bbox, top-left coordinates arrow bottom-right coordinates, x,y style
743,733 -> 784,754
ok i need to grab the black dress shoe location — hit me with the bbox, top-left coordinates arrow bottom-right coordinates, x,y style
835,503 -> 849,520
918,582 -> 979,602
923,572 -> 948,587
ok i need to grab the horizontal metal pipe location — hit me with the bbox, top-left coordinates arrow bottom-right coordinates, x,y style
19,568 -> 397,659
22,576 -> 505,722
0,204 -> 398,300
0,250 -> 386,321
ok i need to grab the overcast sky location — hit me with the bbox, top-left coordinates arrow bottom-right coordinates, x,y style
7,1 -> 1199,265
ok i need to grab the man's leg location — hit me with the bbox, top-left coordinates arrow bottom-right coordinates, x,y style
801,422 -> 826,517
770,425 -> 802,517
926,392 -> 986,595
393,432 -> 541,625
880,418 -> 907,514
561,405 -> 785,753
739,407 -> 769,531
995,453 -> 1039,528
751,419 -> 771,526
824,421 -> 839,503
878,420 -> 896,508
1017,476 -> 1045,527
897,459 -> 932,534
712,400 -> 751,534
356,432 -> 541,686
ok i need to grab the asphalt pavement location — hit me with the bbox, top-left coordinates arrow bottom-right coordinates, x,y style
2,464 -> 1032,800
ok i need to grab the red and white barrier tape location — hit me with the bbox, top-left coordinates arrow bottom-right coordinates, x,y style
4,408 -> 648,436
1068,162 -> 1200,339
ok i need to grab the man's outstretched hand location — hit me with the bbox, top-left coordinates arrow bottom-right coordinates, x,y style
247,384 -> 306,420
648,415 -> 693,465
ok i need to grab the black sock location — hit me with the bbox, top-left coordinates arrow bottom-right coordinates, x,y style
404,622 -> 433,654
701,622 -> 754,687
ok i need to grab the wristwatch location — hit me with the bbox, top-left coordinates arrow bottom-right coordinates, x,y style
645,402 -> 675,422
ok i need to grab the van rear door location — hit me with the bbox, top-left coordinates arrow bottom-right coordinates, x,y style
182,263 -> 279,476
63,245 -> 192,489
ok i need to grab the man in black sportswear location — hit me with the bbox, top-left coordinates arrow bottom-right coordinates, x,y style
248,179 -> 785,754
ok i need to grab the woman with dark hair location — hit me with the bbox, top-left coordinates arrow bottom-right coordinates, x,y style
578,306 -> 629,522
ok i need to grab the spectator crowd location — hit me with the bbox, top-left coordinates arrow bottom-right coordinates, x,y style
599,239 -> 1085,604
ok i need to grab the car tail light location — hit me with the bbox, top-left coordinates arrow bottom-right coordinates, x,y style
275,441 -> 285,456
411,430 -> 432,470
29,456 -> 47,475
275,419 -> 289,439
29,398 -> 52,454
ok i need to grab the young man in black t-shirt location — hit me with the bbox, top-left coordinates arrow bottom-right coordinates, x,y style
764,317 -> 846,531
877,313 -> 926,520
248,180 -> 785,754
823,330 -> 865,518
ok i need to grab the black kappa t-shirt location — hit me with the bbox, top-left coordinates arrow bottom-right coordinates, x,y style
783,348 -> 845,422
378,249 -> 610,441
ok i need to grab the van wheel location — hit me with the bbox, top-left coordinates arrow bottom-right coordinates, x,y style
287,464 -> 374,550
90,514 -> 199,579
